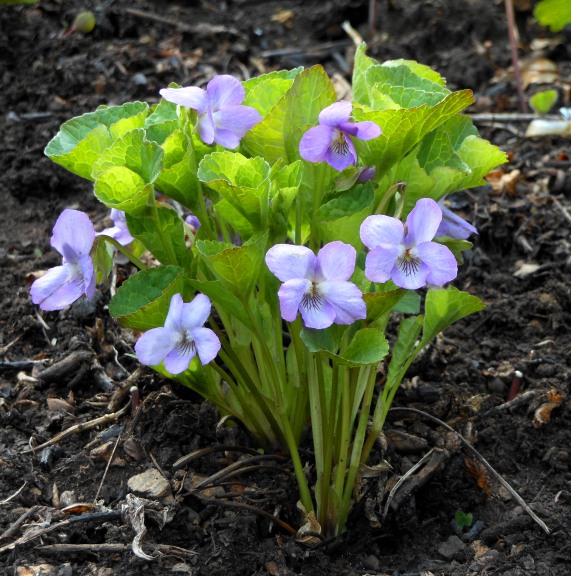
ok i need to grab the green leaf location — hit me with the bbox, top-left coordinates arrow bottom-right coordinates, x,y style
422,287 -> 485,345
108,265 -> 185,330
155,131 -> 201,209
352,43 -> 379,106
354,90 -> 475,176
91,129 -> 164,183
364,289 -> 406,323
198,152 -> 271,232
196,233 -> 268,299
126,206 -> 192,267
243,68 -> 302,117
385,315 -> 423,389
393,290 -> 421,314
242,65 -> 336,164
368,64 -> 450,109
44,102 -> 149,181
301,326 -> 389,367
316,182 -> 375,246
534,0 -> 571,32
145,98 -> 178,126
382,59 -> 447,87
530,89 -> 559,114
93,166 -> 151,213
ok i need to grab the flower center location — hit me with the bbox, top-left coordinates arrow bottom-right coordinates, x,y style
177,331 -> 197,357
331,130 -> 350,157
301,282 -> 323,312
398,248 -> 421,277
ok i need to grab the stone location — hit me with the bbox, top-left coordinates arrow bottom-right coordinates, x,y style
128,468 -> 173,504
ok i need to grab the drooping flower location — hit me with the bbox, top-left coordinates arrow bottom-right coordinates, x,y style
435,198 -> 478,240
299,101 -> 381,171
265,241 -> 366,329
135,293 -> 221,374
184,214 -> 201,234
99,209 -> 134,246
360,199 -> 458,290
30,209 -> 96,311
159,75 -> 262,149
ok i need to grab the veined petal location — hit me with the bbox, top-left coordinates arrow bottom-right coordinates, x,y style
416,242 -> 458,286
135,327 -> 178,366
278,278 -> 312,322
299,125 -> 334,163
265,244 -> 316,283
159,86 -> 207,114
319,281 -> 366,324
364,245 -> 401,284
360,215 -> 404,250
318,101 -> 351,127
181,294 -> 212,331
197,113 -> 215,145
51,209 -> 95,258
346,120 -> 382,141
316,241 -> 356,282
300,297 -> 336,329
164,344 -> 195,375
30,264 -> 84,311
405,198 -> 442,247
206,75 -> 245,110
324,134 -> 356,171
191,327 -> 221,365
212,106 -> 262,148
164,294 -> 184,332
212,128 -> 241,149
391,258 -> 430,290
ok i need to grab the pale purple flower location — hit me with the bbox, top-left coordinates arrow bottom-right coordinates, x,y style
99,209 -> 134,246
360,199 -> 458,290
299,101 -> 381,171
135,293 -> 221,374
435,198 -> 478,240
30,209 -> 96,311
159,75 -> 262,149
358,166 -> 376,182
265,241 -> 366,329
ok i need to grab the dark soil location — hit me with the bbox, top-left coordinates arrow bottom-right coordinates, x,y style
1,1 -> 571,575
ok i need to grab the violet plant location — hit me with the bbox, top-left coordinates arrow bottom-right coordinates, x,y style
35,45 -> 506,538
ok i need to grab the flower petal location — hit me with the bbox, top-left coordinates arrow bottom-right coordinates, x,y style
316,241 -> 356,282
51,209 -> 95,258
299,125 -> 334,163
416,242 -> 458,286
318,101 -> 351,127
319,281 -> 366,324
180,294 -> 212,331
364,245 -> 402,284
360,215 -> 404,250
78,253 -> 95,299
343,120 -> 382,141
300,297 -> 336,329
190,327 -> 221,365
164,294 -> 184,332
436,204 -> 478,239
404,198 -> 442,247
391,257 -> 430,290
159,86 -> 207,114
135,327 -> 178,366
206,75 -> 245,110
278,278 -> 311,322
30,264 -> 84,311
214,106 -> 261,136
197,113 -> 216,145
265,244 -> 316,283
324,135 -> 357,171
164,345 -> 195,375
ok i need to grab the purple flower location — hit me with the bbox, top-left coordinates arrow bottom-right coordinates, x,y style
159,75 -> 262,149
135,293 -> 221,374
185,214 -> 201,234
99,209 -> 134,246
360,199 -> 458,290
435,198 -> 478,240
30,209 -> 96,311
265,241 -> 366,329
299,101 -> 381,171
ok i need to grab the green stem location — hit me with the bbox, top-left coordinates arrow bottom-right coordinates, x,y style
97,235 -> 148,271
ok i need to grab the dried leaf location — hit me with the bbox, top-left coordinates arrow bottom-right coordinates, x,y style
485,169 -> 521,195
521,57 -> 560,88
124,494 -> 156,561
465,457 -> 492,497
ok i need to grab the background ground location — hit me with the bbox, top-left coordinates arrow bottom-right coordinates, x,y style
1,1 -> 570,574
